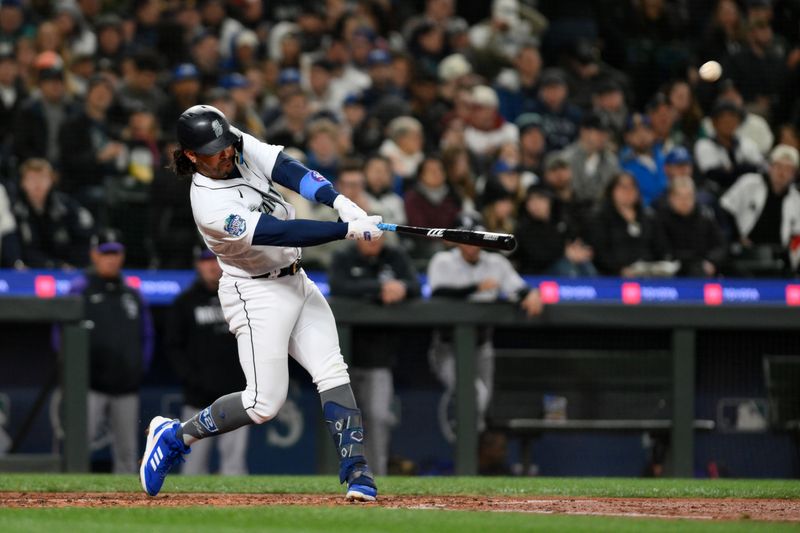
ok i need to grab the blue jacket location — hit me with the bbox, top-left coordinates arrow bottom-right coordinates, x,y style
620,146 -> 668,207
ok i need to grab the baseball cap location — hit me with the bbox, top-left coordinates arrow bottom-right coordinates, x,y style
626,112 -> 652,132
367,48 -> 392,67
343,92 -> 365,106
492,159 -> 517,176
171,63 -> 199,82
711,99 -> 745,120
470,85 -> 499,108
91,229 -> 125,254
645,92 -> 670,112
438,53 -> 472,82
516,112 -> 544,134
526,183 -> 554,199
95,13 -> 123,31
219,72 -> 251,90
539,68 -> 567,87
235,29 -> 259,49
769,144 -> 800,167
277,68 -> 301,86
665,146 -> 692,165
35,51 -> 65,80
545,151 -> 569,171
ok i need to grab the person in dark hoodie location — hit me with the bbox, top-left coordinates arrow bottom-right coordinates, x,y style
166,246 -> 248,475
70,228 -> 154,473
654,176 -> 726,277
514,184 -> 596,276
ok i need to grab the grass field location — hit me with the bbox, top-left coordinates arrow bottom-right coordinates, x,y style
1,474 -> 799,532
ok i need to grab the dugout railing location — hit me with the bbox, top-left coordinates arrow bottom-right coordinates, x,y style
329,299 -> 800,477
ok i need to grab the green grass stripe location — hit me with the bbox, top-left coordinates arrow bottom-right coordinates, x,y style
0,506 -> 797,533
1,474 -> 799,499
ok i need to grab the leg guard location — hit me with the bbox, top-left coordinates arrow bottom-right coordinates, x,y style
323,401 -> 376,490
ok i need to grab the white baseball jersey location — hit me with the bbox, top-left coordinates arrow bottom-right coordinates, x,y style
190,132 -> 299,278
428,248 -> 527,301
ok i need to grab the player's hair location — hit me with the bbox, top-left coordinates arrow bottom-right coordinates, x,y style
171,148 -> 196,177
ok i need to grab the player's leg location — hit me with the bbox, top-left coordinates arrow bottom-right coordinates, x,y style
86,390 -> 107,453
217,425 -> 249,475
289,273 -> 377,501
179,405 -> 212,475
108,393 -> 139,474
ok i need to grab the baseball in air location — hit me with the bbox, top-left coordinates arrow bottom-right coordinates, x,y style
699,61 -> 722,82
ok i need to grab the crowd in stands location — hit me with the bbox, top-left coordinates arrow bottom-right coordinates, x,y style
1,0 -> 800,278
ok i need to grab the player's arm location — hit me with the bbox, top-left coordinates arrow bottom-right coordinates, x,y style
270,152 -> 368,222
252,214 -> 382,246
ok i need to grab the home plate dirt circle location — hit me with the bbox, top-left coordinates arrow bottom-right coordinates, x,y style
1,492 -> 799,521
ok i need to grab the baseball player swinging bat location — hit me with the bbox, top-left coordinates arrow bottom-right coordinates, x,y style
377,223 -> 517,251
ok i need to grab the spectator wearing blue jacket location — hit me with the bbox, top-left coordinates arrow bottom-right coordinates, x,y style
620,113 -> 667,207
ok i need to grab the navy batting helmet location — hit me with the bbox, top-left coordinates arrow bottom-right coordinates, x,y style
177,104 -> 242,155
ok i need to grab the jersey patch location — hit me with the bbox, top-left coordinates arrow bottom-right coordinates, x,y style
223,214 -> 247,237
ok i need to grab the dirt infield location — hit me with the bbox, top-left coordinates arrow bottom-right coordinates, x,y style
1,492 -> 799,521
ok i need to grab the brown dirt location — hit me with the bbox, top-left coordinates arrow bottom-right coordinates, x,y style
1,492 -> 799,521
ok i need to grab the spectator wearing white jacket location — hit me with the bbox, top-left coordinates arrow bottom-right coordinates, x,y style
720,144 -> 800,253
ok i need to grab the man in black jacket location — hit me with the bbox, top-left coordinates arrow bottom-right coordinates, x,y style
328,237 -> 421,476
12,158 -> 94,268
71,229 -> 154,473
166,247 -> 248,475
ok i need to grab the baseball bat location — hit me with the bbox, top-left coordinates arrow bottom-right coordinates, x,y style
377,223 -> 517,251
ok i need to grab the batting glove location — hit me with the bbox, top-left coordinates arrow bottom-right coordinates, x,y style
334,194 -> 368,223
346,215 -> 383,241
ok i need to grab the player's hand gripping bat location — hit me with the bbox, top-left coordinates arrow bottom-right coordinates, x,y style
377,223 -> 517,251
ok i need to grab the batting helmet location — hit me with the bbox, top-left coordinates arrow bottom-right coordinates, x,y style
177,104 -> 242,155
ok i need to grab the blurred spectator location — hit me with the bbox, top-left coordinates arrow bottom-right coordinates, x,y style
379,116 -> 425,189
329,237 -> 421,476
694,99 -> 763,194
464,85 -> 519,169
468,0 -> 545,69
480,177 -> 517,235
363,154 -> 407,231
54,3 -> 97,59
620,113 -> 668,207
305,118 -> 343,183
149,140 -> 197,269
72,229 -> 154,473
190,32 -> 222,90
646,92 -> 679,154
14,56 -> 77,165
562,37 -> 629,113
589,172 -> 667,277
220,72 -> 267,139
362,49 -> 402,112
405,156 -> 461,260
116,52 -> 166,116
409,70 -> 448,154
699,0 -> 747,62
561,111 -> 620,204
437,52 -> 472,104
665,79 -> 703,146
700,80 -> 774,155
167,247 -> 248,475
59,75 -> 125,214
723,11 -> 786,120
306,58 -> 345,118
11,158 -> 94,269
514,184 -> 596,276
721,144 -> 800,273
591,79 -> 628,142
441,145 -> 478,213
94,15 -> 126,67
408,21 -> 447,79
541,152 -> 595,242
427,213 -> 542,435
264,87 -> 311,150
516,112 -> 547,177
341,92 -> 382,155
0,43 -> 25,165
530,68 -> 581,151
0,0 -> 34,48
655,176 -> 726,277
159,64 -> 202,137
0,180 -> 20,267
494,40 -> 542,122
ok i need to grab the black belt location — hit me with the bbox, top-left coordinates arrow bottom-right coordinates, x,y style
251,259 -> 302,280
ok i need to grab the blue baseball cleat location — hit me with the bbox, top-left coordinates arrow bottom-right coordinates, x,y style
345,463 -> 378,502
139,416 -> 190,497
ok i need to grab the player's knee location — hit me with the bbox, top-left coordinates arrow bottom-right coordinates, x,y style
243,388 -> 287,424
314,357 -> 350,393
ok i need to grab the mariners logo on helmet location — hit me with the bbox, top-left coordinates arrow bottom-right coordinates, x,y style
212,119 -> 223,138
224,214 -> 247,237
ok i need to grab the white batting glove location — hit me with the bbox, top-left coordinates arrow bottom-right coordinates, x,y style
346,215 -> 383,241
333,194 -> 368,223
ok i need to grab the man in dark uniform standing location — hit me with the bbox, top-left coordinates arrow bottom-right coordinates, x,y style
71,229 -> 154,473
166,247 -> 249,475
